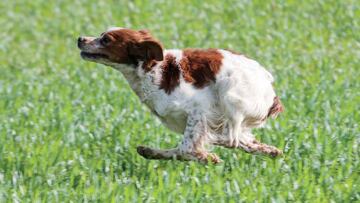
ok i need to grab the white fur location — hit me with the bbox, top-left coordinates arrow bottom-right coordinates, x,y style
106,27 -> 124,32
110,49 -> 276,153
79,27 -> 282,161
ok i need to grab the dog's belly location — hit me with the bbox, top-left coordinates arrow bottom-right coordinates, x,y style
156,110 -> 188,134
144,95 -> 189,134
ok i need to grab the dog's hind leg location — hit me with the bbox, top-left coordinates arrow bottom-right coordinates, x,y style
215,139 -> 283,157
213,136 -> 283,158
137,110 -> 221,164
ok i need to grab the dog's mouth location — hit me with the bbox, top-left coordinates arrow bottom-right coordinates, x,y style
80,51 -> 109,60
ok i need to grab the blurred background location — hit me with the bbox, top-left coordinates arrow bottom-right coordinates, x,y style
0,0 -> 359,202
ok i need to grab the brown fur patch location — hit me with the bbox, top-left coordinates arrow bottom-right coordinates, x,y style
267,96 -> 284,118
80,29 -> 163,66
142,60 -> 158,72
159,54 -> 180,94
245,96 -> 284,124
180,49 -> 223,88
97,29 -> 146,65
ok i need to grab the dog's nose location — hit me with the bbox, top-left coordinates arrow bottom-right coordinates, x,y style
78,37 -> 85,43
77,37 -> 85,48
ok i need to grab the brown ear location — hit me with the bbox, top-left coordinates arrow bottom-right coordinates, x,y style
141,40 -> 164,61
129,40 -> 164,61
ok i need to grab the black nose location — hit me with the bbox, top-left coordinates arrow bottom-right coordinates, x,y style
77,37 -> 85,48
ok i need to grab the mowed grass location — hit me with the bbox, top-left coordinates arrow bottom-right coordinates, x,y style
0,0 -> 359,202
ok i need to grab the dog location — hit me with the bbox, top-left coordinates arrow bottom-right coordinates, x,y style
77,27 -> 284,163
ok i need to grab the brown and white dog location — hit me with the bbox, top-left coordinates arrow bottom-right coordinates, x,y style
77,27 -> 284,163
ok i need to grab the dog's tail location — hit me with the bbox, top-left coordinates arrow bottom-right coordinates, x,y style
267,96 -> 284,119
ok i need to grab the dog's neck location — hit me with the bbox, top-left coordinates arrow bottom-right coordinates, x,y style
109,48 -> 170,100
110,59 -> 158,100
110,63 -> 140,92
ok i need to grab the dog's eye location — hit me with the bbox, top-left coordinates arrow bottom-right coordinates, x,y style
100,37 -> 111,46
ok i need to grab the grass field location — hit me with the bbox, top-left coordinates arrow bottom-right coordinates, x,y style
0,0 -> 359,202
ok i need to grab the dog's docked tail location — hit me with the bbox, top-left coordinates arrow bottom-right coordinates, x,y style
267,96 -> 284,119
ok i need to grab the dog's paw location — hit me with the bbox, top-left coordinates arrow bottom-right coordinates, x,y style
137,146 -> 156,159
249,140 -> 283,158
193,152 -> 222,164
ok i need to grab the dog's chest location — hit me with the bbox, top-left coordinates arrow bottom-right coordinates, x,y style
138,70 -> 189,133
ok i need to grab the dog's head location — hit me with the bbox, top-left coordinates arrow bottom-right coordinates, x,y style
77,27 -> 163,66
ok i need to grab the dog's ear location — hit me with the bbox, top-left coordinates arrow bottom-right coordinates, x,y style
140,40 -> 164,61
129,40 -> 164,61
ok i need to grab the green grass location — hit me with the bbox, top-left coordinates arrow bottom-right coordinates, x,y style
0,0 -> 359,202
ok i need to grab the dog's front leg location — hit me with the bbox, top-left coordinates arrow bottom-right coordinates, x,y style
178,110 -> 221,163
137,110 -> 221,164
